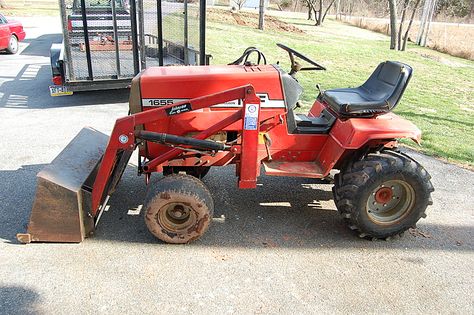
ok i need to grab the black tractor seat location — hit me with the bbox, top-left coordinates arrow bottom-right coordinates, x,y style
320,61 -> 413,117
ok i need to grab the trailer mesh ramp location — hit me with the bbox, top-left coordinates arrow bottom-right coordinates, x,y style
64,0 -> 135,81
142,0 -> 201,66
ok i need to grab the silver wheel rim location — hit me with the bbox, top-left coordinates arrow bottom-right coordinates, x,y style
10,37 -> 18,52
366,180 -> 415,224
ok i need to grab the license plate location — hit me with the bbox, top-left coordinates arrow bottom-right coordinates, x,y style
49,85 -> 73,97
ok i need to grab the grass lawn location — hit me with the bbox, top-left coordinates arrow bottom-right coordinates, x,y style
206,14 -> 474,167
1,1 -> 59,16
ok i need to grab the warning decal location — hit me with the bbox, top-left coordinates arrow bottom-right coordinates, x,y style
244,103 -> 259,130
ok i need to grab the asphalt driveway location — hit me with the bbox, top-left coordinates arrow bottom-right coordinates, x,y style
0,17 -> 473,314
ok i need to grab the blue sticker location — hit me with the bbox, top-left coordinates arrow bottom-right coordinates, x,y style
244,117 -> 258,130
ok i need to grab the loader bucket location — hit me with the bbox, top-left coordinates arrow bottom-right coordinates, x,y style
17,127 -> 109,243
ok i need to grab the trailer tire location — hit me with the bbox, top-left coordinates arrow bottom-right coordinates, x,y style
144,174 -> 214,244
333,150 -> 434,240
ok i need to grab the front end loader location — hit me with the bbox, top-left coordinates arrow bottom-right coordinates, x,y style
18,44 -> 434,244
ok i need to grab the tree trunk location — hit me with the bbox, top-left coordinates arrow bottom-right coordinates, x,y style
258,0 -> 265,30
470,0 -> 474,19
388,0 -> 398,50
307,1 -> 313,20
316,0 -> 323,25
423,0 -> 437,46
322,0 -> 336,23
397,0 -> 410,50
417,0 -> 431,45
402,0 -> 421,51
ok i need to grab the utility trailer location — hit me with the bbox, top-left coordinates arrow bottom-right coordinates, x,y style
50,0 -> 208,96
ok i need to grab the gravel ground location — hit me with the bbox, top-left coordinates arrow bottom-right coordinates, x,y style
0,17 -> 473,315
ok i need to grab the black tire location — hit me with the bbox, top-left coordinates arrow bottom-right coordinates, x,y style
163,166 -> 211,179
6,35 -> 18,54
333,150 -> 434,239
144,174 -> 214,244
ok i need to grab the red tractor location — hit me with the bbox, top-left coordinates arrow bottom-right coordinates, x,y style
18,44 -> 434,244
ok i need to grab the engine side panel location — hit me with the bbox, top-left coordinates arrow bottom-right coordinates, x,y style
139,64 -> 292,163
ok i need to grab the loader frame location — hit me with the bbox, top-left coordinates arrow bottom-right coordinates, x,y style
92,85 -> 261,216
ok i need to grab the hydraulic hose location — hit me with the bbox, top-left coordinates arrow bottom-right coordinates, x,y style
135,130 -> 230,152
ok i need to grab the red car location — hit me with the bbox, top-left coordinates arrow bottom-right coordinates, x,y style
0,13 -> 26,54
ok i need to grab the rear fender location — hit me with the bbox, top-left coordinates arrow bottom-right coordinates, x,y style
317,113 -> 421,175
330,113 -> 421,149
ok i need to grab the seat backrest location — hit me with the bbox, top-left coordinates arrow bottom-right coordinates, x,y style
362,61 -> 413,110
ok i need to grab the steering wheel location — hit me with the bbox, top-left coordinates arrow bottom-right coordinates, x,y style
277,43 -> 326,75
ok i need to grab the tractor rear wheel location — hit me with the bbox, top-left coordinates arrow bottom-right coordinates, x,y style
333,150 -> 434,239
144,174 -> 214,244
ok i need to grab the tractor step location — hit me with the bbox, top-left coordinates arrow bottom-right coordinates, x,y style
262,161 -> 324,178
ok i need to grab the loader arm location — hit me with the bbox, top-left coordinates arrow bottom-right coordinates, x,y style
18,84 -> 260,243
91,85 -> 261,216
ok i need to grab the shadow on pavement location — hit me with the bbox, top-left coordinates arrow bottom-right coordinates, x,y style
3,164 -> 473,251
20,34 -> 63,57
0,164 -> 44,244
0,32 -> 130,109
0,285 -> 41,315
0,63 -> 129,109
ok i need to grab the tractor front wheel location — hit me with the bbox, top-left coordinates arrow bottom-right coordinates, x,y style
333,150 -> 434,239
163,166 -> 211,179
144,174 -> 214,244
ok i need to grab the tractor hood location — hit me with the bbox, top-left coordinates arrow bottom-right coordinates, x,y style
130,65 -> 285,114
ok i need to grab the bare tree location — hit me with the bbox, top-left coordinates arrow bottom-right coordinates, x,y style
398,0 -> 410,50
302,0 -> 314,20
470,0 -> 474,19
322,0 -> 337,23
417,0 -> 437,46
306,0 -> 336,25
388,0 -> 398,49
315,0 -> 322,25
335,0 -> 341,20
233,0 -> 247,10
402,0 -> 422,50
258,0 -> 265,30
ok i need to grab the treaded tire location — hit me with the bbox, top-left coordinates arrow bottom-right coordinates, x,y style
163,166 -> 211,179
333,150 -> 434,239
144,174 -> 214,244
6,35 -> 18,54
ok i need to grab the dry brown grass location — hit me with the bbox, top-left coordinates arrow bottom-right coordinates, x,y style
341,16 -> 474,61
207,8 -> 305,34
